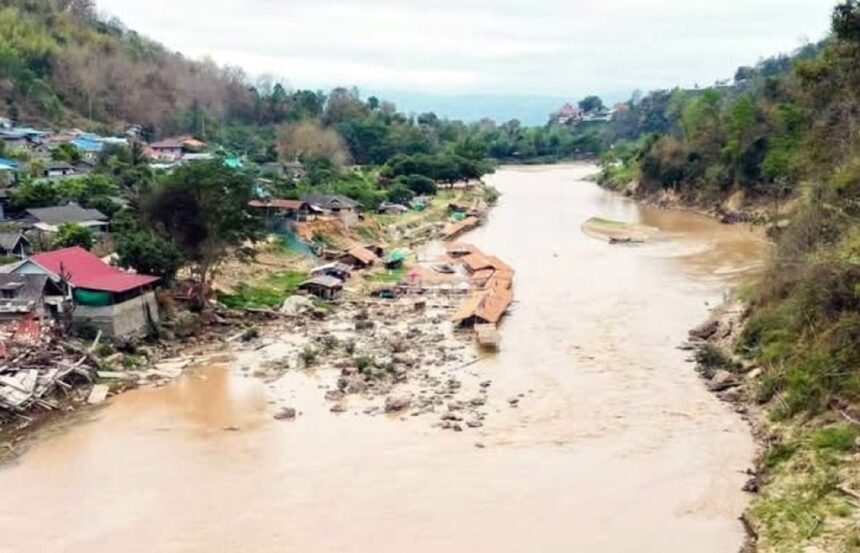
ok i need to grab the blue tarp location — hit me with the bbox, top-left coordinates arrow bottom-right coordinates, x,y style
72,138 -> 103,152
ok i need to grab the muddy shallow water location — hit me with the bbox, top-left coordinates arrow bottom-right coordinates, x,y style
0,164 -> 767,552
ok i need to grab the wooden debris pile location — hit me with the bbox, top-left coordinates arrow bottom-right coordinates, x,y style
0,323 -> 96,417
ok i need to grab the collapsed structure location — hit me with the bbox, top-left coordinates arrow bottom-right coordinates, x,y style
447,242 -> 515,335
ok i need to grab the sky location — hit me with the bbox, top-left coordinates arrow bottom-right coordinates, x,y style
96,0 -> 834,121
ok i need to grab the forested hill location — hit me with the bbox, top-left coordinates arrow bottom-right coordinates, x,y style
0,0 -> 257,132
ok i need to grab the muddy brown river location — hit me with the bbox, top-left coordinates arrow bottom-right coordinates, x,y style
0,164 -> 766,552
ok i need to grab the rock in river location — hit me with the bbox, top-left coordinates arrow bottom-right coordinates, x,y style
708,370 -> 739,392
384,394 -> 412,413
274,407 -> 297,420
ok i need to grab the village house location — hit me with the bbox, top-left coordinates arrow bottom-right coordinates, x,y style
0,232 -> 31,259
452,288 -> 514,328
337,245 -> 378,269
0,274 -> 55,322
9,247 -> 160,338
44,161 -> 77,179
248,198 -> 312,228
311,262 -> 351,281
298,275 -> 343,300
24,204 -> 109,235
304,194 -> 361,227
148,139 -> 184,162
0,130 -> 32,151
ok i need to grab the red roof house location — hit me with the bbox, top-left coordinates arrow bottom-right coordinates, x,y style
20,247 -> 159,293
10,247 -> 161,338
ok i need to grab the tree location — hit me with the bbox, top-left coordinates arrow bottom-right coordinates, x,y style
115,230 -> 184,282
578,95 -> 604,113
833,0 -> 860,42
51,143 -> 81,163
393,174 -> 437,196
276,121 -> 351,167
142,161 -> 264,306
53,223 -> 94,250
386,181 -> 414,204
11,179 -> 60,208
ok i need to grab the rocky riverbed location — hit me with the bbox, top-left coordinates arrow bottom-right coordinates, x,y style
229,293 -> 521,432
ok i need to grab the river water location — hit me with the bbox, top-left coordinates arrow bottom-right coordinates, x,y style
0,164 -> 766,552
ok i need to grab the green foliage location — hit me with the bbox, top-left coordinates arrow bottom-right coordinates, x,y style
53,222 -> 93,250
11,178 -> 60,208
143,161 -> 264,304
50,143 -> 81,163
115,230 -> 184,282
833,0 -> 860,42
811,425 -> 859,452
216,271 -> 308,309
694,344 -> 739,377
391,174 -> 437,196
578,95 -> 604,113
11,173 -> 120,216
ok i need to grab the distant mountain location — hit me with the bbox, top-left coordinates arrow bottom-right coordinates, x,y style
364,90 -> 632,126
363,91 -> 565,126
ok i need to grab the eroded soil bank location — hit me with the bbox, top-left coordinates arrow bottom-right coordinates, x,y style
0,164 -> 767,553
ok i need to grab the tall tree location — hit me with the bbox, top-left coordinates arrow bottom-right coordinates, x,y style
142,161 -> 264,307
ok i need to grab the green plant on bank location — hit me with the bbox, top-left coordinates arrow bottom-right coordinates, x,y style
216,271 -> 309,309
300,346 -> 318,367
750,423 -> 860,551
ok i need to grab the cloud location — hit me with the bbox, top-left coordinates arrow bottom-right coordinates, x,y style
97,0 -> 834,97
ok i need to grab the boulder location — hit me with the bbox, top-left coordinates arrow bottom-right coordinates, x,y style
280,295 -> 315,316
708,370 -> 739,392
273,407 -> 297,420
384,394 -> 412,413
689,319 -> 719,341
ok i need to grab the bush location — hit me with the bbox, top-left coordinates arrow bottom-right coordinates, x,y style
115,230 -> 184,282
695,344 -> 739,377
811,425 -> 859,452
53,222 -> 94,250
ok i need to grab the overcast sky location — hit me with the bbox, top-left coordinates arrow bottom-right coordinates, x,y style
96,0 -> 833,100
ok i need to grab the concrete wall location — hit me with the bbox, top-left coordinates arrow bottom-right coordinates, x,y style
73,291 -> 159,339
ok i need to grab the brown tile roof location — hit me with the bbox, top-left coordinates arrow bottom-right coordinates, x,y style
347,245 -> 378,265
451,292 -> 486,324
476,289 -> 513,324
460,251 -> 494,273
452,289 -> 513,325
486,256 -> 514,273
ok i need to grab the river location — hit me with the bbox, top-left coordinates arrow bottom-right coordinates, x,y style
0,164 -> 766,552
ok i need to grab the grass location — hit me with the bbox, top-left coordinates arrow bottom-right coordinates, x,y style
217,271 -> 309,309
362,265 -> 407,284
751,423 -> 860,552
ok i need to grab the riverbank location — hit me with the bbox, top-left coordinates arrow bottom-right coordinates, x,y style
689,300 -> 860,553
603,171 -> 860,551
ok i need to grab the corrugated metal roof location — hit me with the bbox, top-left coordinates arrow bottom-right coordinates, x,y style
26,205 -> 107,226
25,247 -> 159,293
299,275 -> 344,289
